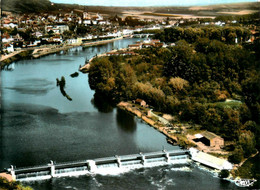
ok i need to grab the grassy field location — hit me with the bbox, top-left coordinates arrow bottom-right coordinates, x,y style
3,1 -> 259,18
207,100 -> 243,109
143,12 -> 179,17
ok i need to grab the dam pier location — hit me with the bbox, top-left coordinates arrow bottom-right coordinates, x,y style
7,149 -> 189,181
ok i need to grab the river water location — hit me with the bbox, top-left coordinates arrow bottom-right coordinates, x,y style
0,38 -> 242,189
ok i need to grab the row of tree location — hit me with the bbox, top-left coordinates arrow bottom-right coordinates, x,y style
154,26 -> 251,44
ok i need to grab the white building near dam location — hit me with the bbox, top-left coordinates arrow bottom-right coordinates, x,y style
189,148 -> 233,170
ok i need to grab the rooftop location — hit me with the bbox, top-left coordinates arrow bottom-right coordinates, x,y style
200,131 -> 221,140
190,148 -> 233,170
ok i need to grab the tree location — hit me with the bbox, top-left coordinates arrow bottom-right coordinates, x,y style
239,130 -> 256,157
163,40 -> 195,81
223,27 -> 237,44
239,104 -> 252,124
133,82 -> 165,111
222,109 -> 241,140
10,27 -> 18,35
18,28 -> 33,41
116,64 -> 137,99
63,30 -> 74,40
210,28 -> 222,41
48,30 -> 54,37
169,77 -> 189,91
241,70 -> 260,123
194,38 -> 210,53
219,170 -> 230,178
68,23 -> 77,32
76,25 -> 88,36
228,146 -> 244,164
89,57 -> 116,93
0,176 -> 33,189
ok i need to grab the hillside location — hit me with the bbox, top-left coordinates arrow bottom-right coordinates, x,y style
74,2 -> 260,17
2,0 -> 53,13
2,1 -> 259,16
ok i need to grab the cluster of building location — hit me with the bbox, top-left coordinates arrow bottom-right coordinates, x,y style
128,39 -> 165,49
0,10 -> 175,54
1,11 -> 113,53
1,8 -> 259,55
104,39 -> 168,57
2,11 -> 109,29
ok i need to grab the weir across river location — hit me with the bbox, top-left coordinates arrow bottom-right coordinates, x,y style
7,149 -> 189,181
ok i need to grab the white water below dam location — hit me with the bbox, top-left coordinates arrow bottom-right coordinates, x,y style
12,150 -> 189,181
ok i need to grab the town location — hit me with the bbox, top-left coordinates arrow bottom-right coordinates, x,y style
1,5 -> 258,56
1,9 -> 168,53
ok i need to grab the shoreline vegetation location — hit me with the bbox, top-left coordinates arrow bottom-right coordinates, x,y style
87,25 -> 259,181
117,101 -> 259,179
117,101 -> 190,147
0,177 -> 32,190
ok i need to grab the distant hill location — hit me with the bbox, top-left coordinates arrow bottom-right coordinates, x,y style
66,2 -> 260,17
2,0 -> 259,16
2,0 -> 53,13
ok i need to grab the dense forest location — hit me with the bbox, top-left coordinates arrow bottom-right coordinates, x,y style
154,26 -> 251,44
89,25 -> 260,163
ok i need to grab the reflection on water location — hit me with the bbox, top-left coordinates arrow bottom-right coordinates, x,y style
116,108 -> 137,133
5,78 -> 54,95
1,101 -> 175,168
39,58 -> 73,62
59,86 -> 73,101
91,93 -> 114,113
56,76 -> 73,101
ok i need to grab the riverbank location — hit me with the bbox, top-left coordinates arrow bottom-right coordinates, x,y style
0,176 -> 32,190
31,44 -> 80,59
0,45 -> 74,69
79,51 -> 107,72
0,172 -> 33,189
0,50 -> 33,69
32,37 -> 125,59
82,36 -> 123,47
117,101 -> 193,148
231,151 -> 259,178
31,38 -> 125,59
117,101 -> 231,152
79,47 -> 130,72
0,173 -> 12,182
117,101 -> 259,180
0,36 -> 125,70
0,50 -> 25,62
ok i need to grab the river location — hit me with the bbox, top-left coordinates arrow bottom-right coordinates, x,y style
0,38 -> 242,189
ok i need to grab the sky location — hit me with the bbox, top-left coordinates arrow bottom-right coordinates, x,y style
50,0 -> 258,7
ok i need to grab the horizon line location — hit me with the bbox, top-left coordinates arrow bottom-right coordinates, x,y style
50,0 -> 259,7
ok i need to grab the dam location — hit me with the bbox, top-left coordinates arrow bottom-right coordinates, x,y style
7,149 -> 189,181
